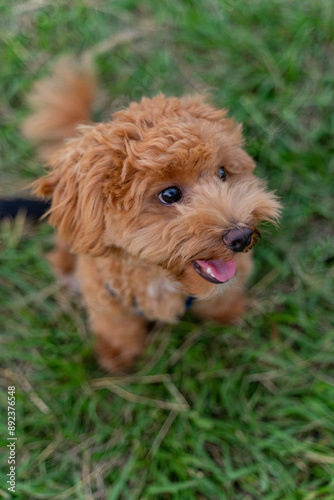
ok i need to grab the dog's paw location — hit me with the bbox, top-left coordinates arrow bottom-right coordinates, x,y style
95,337 -> 144,372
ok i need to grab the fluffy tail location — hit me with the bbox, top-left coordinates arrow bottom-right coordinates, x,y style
22,57 -> 97,162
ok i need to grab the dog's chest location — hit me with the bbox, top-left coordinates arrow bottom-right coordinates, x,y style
94,252 -> 188,322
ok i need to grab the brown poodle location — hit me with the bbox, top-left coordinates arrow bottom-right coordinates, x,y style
23,59 -> 281,372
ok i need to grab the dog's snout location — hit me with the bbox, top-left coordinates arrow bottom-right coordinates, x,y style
223,226 -> 253,252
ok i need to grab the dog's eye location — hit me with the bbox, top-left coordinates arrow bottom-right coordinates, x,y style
218,166 -> 227,181
158,186 -> 182,205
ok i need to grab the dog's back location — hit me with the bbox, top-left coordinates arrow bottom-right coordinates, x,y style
22,58 -> 97,162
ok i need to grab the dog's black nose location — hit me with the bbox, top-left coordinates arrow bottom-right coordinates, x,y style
223,226 -> 253,252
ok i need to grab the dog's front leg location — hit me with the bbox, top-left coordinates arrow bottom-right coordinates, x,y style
77,254 -> 147,372
91,300 -> 147,372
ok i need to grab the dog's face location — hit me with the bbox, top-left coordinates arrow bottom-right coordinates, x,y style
38,95 -> 281,299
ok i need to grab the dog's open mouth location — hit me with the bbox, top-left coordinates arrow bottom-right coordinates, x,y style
192,259 -> 236,284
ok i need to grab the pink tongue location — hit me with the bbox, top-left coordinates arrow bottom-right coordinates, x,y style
197,259 -> 236,283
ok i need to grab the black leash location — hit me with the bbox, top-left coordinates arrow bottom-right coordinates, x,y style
0,198 -> 51,221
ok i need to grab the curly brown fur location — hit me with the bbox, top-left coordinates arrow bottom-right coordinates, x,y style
24,59 -> 281,372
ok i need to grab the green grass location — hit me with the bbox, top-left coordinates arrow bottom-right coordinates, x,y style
1,0 -> 334,498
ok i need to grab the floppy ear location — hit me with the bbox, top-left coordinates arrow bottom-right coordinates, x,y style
35,133 -> 108,256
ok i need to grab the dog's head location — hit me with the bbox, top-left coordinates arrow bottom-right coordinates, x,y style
37,94 -> 281,298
